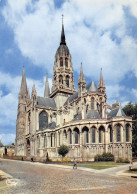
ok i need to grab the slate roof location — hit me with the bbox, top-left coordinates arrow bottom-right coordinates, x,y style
86,81 -> 98,92
48,122 -> 56,129
37,96 -> 56,108
73,113 -> 82,121
86,110 -> 100,119
107,107 -> 126,118
64,92 -> 78,105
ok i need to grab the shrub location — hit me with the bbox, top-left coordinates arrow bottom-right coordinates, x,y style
58,145 -> 69,158
62,158 -> 71,162
94,152 -> 114,162
116,157 -> 130,163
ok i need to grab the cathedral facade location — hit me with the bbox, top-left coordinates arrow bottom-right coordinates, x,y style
15,23 -> 132,161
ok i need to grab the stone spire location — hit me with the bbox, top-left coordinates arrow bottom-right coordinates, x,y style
44,74 -> 50,97
78,63 -> 85,83
31,81 -> 37,95
60,14 -> 66,45
98,68 -> 105,93
19,67 -> 29,99
78,63 -> 86,95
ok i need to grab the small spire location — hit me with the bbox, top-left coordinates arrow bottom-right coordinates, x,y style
60,14 -> 66,45
44,74 -> 50,97
98,68 -> 105,87
79,62 -> 85,82
32,81 -> 36,93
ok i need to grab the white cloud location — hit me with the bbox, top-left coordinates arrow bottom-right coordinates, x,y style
132,88 -> 137,98
2,0 -> 137,82
0,133 -> 16,145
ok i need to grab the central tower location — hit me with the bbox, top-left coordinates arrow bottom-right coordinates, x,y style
50,21 -> 75,108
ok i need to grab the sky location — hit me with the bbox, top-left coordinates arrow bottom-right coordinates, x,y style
0,0 -> 137,145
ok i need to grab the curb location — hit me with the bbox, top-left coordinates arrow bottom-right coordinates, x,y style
0,170 -> 13,180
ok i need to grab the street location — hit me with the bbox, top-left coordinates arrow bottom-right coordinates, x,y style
0,159 -> 137,194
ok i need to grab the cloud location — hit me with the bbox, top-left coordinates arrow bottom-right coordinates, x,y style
2,0 -> 137,82
132,88 -> 137,98
0,133 -> 16,145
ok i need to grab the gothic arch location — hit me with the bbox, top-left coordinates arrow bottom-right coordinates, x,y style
108,125 -> 113,143
73,127 -> 79,144
82,126 -> 89,144
125,123 -> 130,142
39,110 -> 48,130
115,124 -> 121,142
65,58 -> 68,67
98,126 -> 105,143
60,57 -> 63,67
59,75 -> 63,84
66,75 -> 69,87
68,128 -> 72,144
90,126 -> 96,143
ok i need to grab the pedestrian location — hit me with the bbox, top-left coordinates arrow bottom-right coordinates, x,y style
73,158 -> 77,169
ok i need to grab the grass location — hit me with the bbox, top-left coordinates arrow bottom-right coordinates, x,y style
61,162 -> 127,170
124,167 -> 137,174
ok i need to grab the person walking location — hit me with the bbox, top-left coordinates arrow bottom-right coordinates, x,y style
73,158 -> 77,169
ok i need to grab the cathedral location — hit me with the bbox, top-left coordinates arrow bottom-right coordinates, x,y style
15,22 -> 132,161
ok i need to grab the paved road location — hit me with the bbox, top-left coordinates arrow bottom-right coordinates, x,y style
0,159 -> 137,194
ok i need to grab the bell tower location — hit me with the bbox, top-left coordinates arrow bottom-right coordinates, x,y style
50,16 -> 75,108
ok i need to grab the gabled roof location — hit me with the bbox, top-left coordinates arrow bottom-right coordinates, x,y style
37,96 -> 56,108
86,81 -> 98,92
108,107 -> 126,118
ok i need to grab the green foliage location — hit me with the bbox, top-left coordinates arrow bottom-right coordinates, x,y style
123,102 -> 137,157
58,145 -> 69,158
94,152 -> 114,162
116,157 -> 130,163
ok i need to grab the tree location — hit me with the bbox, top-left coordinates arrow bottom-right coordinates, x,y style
58,145 -> 69,159
123,102 -> 137,157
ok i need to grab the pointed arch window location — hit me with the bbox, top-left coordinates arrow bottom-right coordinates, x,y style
99,126 -> 104,143
108,125 -> 113,143
59,75 -> 63,84
74,128 -> 79,144
51,133 -> 53,147
39,111 -> 48,130
68,129 -> 72,144
91,97 -> 94,110
60,57 -> 63,67
65,58 -> 68,67
66,75 -> 69,87
82,127 -> 89,144
91,127 -> 96,143
126,124 -> 129,142
116,124 -> 121,142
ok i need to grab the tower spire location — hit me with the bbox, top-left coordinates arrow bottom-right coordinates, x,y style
19,67 -> 29,99
60,14 -> 66,45
44,74 -> 50,97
